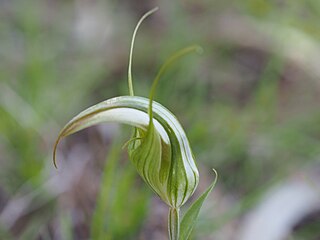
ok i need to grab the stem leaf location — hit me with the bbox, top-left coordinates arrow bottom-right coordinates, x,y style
179,169 -> 218,240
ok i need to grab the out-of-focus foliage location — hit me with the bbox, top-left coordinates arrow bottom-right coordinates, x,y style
1,0 -> 320,239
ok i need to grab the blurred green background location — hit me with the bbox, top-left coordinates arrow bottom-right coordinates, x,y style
1,0 -> 320,239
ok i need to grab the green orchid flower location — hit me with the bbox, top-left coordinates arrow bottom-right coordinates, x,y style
53,7 -> 217,240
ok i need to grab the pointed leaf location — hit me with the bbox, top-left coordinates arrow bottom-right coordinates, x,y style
179,169 -> 218,240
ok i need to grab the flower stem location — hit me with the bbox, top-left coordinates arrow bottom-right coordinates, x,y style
168,207 -> 180,240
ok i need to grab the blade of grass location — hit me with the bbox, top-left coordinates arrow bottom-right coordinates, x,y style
90,133 -> 123,240
59,209 -> 73,240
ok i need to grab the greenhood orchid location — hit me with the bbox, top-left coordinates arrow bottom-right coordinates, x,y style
53,7 -> 217,240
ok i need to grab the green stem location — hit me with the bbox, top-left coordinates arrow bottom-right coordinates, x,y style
168,207 -> 180,240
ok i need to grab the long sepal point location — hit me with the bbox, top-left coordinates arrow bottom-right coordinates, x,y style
53,135 -> 62,169
148,44 -> 203,120
128,7 -> 159,96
